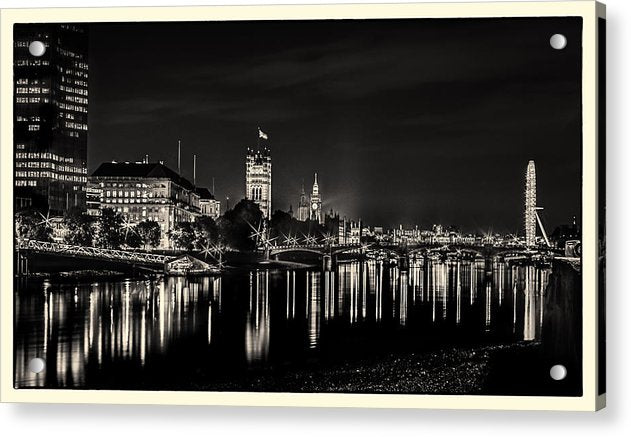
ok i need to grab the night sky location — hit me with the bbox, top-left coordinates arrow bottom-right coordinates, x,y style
87,17 -> 582,233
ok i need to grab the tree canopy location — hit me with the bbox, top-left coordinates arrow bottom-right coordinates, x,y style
217,199 -> 263,251
14,209 -> 53,242
63,207 -> 94,246
135,220 -> 161,249
95,208 -> 123,249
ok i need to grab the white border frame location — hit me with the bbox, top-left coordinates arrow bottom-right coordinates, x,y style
0,1 -> 605,411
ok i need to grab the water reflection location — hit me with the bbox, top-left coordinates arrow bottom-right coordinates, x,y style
15,258 -> 552,389
245,271 -> 270,362
307,271 -> 321,349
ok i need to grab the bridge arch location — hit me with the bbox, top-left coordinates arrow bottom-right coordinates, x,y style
331,245 -> 364,256
268,247 -> 327,257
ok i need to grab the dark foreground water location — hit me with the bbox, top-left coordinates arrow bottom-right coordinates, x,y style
14,258 -> 579,394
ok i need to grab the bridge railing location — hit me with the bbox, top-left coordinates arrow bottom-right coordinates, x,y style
16,239 -> 174,265
267,243 -> 365,256
267,242 -> 362,249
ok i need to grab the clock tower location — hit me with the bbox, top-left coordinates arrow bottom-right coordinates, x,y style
309,173 -> 322,223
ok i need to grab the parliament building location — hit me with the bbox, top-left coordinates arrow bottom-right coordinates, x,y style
245,144 -> 272,219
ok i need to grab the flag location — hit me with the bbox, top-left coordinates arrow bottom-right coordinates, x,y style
258,127 -> 268,140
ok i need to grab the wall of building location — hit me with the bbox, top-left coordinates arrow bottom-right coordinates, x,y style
200,198 -> 221,219
88,176 -> 200,249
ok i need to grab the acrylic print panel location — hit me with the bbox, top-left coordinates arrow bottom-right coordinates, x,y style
1,2 -> 604,411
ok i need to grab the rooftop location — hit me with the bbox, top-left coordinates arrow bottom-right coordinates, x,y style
91,162 -> 196,191
194,187 -> 215,200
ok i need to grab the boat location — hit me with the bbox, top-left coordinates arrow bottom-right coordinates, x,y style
164,254 -> 221,276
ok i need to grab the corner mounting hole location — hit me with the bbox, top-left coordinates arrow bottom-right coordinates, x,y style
29,40 -> 46,57
550,34 -> 567,50
550,364 -> 567,381
28,357 -> 46,373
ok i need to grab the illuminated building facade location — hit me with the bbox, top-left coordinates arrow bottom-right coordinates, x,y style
309,173 -> 322,223
195,187 -> 221,219
245,145 -> 272,219
338,217 -> 361,245
14,24 -> 89,213
525,160 -> 537,248
88,162 -> 201,249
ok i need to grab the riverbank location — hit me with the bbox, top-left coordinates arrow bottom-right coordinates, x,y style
187,341 -> 562,395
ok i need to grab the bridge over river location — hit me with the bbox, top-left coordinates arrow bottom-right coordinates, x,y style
15,239 -> 561,277
15,239 -> 175,276
264,241 -> 559,270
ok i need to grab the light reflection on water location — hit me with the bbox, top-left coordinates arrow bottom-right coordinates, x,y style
14,259 -> 550,389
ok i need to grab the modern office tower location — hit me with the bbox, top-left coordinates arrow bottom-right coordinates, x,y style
14,24 -> 89,213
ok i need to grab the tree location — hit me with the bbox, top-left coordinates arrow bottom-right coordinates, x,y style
15,209 -> 53,242
193,216 -> 218,249
171,222 -> 196,251
125,231 -> 143,249
269,209 -> 328,244
269,210 -> 294,240
95,208 -> 123,249
217,199 -> 263,251
63,207 -> 94,246
135,220 -> 161,250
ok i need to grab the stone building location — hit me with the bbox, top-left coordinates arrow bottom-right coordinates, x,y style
88,161 -> 201,249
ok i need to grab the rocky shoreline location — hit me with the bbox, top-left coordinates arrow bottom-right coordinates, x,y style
187,342 -> 544,395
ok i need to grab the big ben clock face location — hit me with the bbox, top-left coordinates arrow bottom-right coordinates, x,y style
311,202 -> 318,210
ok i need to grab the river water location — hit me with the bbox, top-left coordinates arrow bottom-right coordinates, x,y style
14,258 -> 552,391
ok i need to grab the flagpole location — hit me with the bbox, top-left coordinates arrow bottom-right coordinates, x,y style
177,139 -> 181,175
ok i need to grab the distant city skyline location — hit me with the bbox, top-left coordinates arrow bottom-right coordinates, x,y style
87,18 -> 582,232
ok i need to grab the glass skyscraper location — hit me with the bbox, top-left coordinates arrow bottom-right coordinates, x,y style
14,24 -> 88,213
